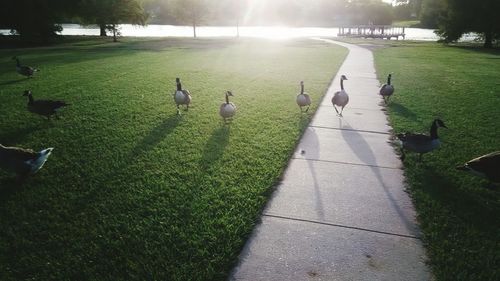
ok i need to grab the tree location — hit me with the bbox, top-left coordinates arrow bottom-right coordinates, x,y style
171,0 -> 209,38
436,0 -> 500,48
0,0 -> 80,43
345,0 -> 394,25
79,0 -> 148,41
419,0 -> 445,28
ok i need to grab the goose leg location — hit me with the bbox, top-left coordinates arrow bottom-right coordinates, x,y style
339,106 -> 345,117
185,104 -> 189,111
305,106 -> 310,113
176,104 -> 181,115
400,149 -> 406,161
333,106 -> 340,116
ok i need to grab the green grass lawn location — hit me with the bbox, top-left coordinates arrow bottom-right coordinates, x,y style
0,37 -> 347,280
373,41 -> 500,280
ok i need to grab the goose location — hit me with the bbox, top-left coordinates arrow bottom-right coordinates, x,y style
219,91 -> 236,122
379,74 -> 394,104
0,144 -> 53,179
12,56 -> 39,78
332,75 -> 349,116
456,151 -> 500,183
174,78 -> 192,114
23,90 -> 70,120
397,118 -> 447,161
296,81 -> 311,112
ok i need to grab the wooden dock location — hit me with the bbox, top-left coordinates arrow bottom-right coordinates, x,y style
337,25 -> 406,40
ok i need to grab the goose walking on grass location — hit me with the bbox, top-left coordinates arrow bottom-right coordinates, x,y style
397,118 -> 448,161
456,151 -> 500,183
23,90 -> 70,120
332,75 -> 349,117
12,56 -> 39,78
220,91 -> 236,123
0,144 -> 53,180
296,81 -> 311,112
174,78 -> 192,115
379,74 -> 394,104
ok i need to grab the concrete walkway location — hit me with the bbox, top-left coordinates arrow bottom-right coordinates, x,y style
229,39 -> 432,281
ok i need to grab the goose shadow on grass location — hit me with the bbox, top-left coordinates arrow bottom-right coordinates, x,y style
130,114 -> 181,156
0,123 -> 52,146
0,78 -> 26,86
340,122 -> 419,236
1,114 -> 183,207
199,126 -> 230,171
68,114 -> 182,211
389,102 -> 418,121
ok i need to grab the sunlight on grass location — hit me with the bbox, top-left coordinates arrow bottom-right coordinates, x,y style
374,42 -> 500,281
0,37 -> 347,280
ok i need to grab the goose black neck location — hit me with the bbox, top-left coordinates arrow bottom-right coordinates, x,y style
27,94 -> 34,104
225,93 -> 230,104
176,82 -> 182,91
340,79 -> 344,90
387,75 -> 391,85
430,121 -> 439,139
300,83 -> 304,94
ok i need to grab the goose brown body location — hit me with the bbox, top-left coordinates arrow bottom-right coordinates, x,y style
379,74 -> 394,104
0,144 -> 53,177
174,78 -> 191,114
456,151 -> 500,183
23,90 -> 70,120
296,81 -> 311,112
397,119 -> 447,161
332,75 -> 349,116
220,91 -> 236,122
13,56 -> 38,78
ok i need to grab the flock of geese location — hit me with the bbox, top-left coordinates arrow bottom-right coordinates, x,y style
0,57 -> 498,185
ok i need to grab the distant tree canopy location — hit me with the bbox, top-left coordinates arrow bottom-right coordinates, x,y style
0,0 -> 78,42
78,0 -> 148,41
419,0 -> 445,28
436,0 -> 500,48
3,0 -> 497,47
0,0 -> 147,42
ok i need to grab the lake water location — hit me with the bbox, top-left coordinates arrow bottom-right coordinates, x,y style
0,24 -> 477,42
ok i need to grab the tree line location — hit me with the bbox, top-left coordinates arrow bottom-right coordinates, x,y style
1,0 -> 498,47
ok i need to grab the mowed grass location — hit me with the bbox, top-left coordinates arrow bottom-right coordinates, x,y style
0,37 -> 347,280
373,42 -> 500,280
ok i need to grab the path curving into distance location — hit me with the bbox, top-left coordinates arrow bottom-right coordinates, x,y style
229,39 -> 432,281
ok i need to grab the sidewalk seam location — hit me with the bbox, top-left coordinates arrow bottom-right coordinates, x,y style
291,157 -> 402,170
263,213 -> 421,240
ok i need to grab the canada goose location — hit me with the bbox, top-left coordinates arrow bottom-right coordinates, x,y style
332,75 -> 349,116
23,90 -> 70,120
12,56 -> 39,78
174,78 -> 192,115
0,144 -> 53,179
397,118 -> 448,161
379,74 -> 394,104
296,81 -> 311,112
456,151 -> 500,183
219,91 -> 236,122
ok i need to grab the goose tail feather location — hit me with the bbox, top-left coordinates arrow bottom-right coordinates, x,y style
28,148 -> 54,174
